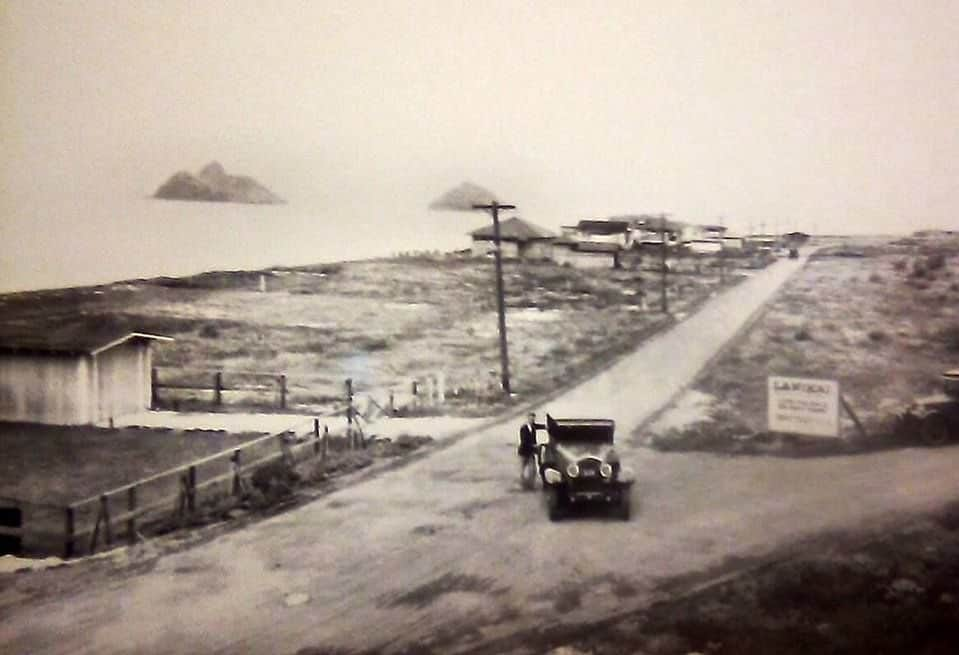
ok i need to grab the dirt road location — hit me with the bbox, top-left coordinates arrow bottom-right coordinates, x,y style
5,256 -> 959,655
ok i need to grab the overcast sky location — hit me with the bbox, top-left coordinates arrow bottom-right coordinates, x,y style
2,1 -> 957,291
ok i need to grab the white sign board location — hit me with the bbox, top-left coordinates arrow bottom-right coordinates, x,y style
767,376 -> 840,438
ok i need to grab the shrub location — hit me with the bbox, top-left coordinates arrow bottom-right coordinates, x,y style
249,459 -> 300,504
794,327 -> 813,342
361,337 -> 389,352
868,272 -> 883,283
892,258 -> 908,272
867,329 -> 888,343
199,324 -> 220,339
939,325 -> 959,352
927,253 -> 946,271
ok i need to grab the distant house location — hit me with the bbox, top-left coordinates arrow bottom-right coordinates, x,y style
744,234 -> 782,251
469,217 -> 555,260
721,236 -> 745,251
626,217 -> 683,251
0,327 -> 172,425
552,240 -> 621,269
680,224 -> 727,254
568,219 -> 632,248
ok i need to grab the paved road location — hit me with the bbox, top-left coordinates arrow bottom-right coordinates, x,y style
5,257 -> 959,655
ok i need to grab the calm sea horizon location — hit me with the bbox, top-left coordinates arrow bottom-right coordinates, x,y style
0,195 -> 474,294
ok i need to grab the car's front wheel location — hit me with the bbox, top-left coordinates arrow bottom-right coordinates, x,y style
617,492 -> 631,521
547,487 -> 565,522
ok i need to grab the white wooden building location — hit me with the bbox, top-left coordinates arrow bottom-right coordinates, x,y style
0,328 -> 172,425
551,240 -> 621,269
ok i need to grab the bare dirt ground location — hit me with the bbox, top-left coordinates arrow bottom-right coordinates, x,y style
0,423 -> 256,503
502,501 -> 959,655
645,236 -> 959,456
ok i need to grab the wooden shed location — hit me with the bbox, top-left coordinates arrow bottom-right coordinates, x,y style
0,327 -> 172,425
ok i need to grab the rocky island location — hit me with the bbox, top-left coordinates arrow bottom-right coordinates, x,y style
154,162 -> 284,204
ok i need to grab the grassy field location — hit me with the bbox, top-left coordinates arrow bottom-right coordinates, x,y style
0,253 -> 749,416
644,236 -> 959,455
0,423 -> 255,504
0,250 -> 759,520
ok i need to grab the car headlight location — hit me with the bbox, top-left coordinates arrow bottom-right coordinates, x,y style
544,468 -> 563,485
566,463 -> 580,478
599,462 -> 613,478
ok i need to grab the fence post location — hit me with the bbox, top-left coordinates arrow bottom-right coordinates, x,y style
64,506 -> 75,559
127,485 -> 138,545
101,495 -> 112,546
231,449 -> 242,496
389,391 -> 395,415
313,419 -> 320,456
151,367 -> 159,410
187,466 -> 197,513
426,375 -> 436,406
214,371 -> 223,407
345,378 -> 354,449
322,425 -> 329,460
279,374 -> 287,410
279,432 -> 294,467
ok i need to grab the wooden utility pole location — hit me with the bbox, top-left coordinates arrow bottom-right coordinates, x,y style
658,213 -> 671,314
473,202 -> 515,395
719,215 -> 726,284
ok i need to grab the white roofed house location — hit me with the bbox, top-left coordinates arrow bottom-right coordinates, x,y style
683,224 -> 727,255
625,216 -> 683,252
0,325 -> 172,425
469,217 -> 556,261
572,219 -> 632,247
551,239 -> 621,269
550,218 -> 636,269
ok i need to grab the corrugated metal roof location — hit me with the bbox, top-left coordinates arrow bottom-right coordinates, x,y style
0,323 -> 172,356
470,217 -> 555,241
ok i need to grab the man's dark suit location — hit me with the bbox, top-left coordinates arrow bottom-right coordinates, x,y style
518,421 -> 545,457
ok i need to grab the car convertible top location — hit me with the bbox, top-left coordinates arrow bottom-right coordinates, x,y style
546,414 -> 615,444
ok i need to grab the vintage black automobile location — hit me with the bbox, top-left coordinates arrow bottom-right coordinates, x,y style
539,415 -> 635,521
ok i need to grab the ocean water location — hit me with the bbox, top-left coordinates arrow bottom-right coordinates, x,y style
0,195 -> 474,294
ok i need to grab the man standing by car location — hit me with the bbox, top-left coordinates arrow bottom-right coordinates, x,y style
519,412 -> 546,484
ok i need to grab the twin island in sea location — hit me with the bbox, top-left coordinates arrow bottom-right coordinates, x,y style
154,161 -> 284,205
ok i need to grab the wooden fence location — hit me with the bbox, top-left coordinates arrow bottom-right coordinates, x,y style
0,496 -> 66,558
151,368 -> 448,412
152,368 -> 291,409
1,413 -> 375,559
